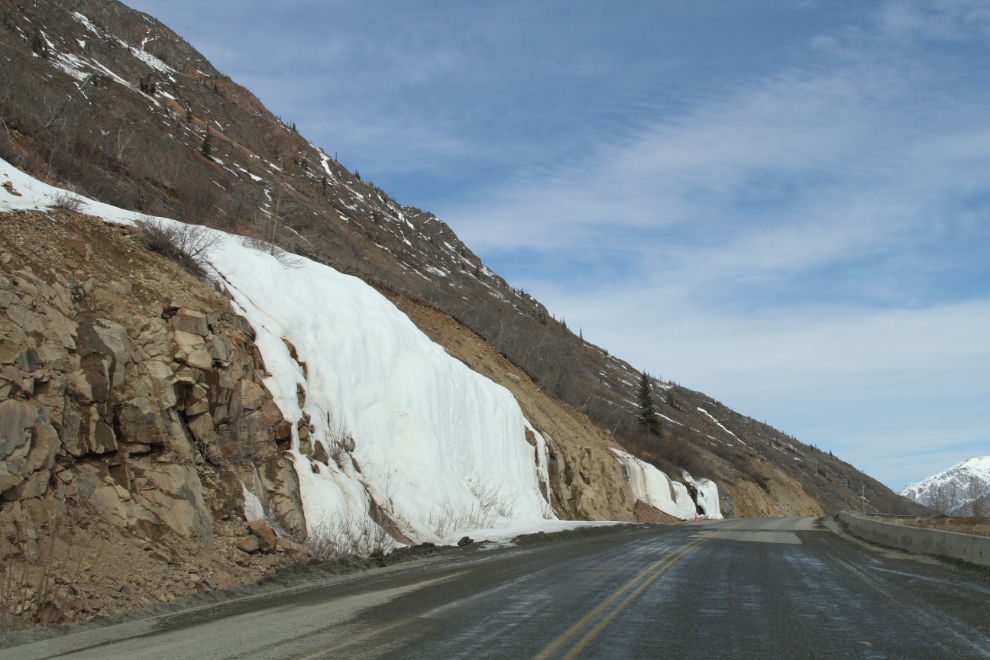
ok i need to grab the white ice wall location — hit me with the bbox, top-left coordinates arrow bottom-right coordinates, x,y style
211,238 -> 555,541
611,449 -> 722,520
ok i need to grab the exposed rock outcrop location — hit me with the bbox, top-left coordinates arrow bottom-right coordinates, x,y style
0,252 -> 304,541
0,208 -> 308,626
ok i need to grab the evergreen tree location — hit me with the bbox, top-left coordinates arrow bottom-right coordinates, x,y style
637,371 -> 663,437
321,175 -> 327,196
201,130 -> 212,159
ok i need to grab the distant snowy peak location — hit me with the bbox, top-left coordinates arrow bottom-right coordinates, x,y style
901,456 -> 990,515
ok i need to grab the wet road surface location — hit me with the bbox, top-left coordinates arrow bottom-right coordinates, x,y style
5,517 -> 990,659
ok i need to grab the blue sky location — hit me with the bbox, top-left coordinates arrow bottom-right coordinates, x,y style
127,0 -> 989,492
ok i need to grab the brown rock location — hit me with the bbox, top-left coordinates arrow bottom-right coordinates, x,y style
217,576 -> 238,589
247,520 -> 277,552
89,486 -> 128,526
0,463 -> 25,492
82,406 -> 117,454
186,349 -> 213,370
273,420 -> 292,442
14,347 -> 39,372
312,441 -> 329,465
65,240 -> 92,261
185,399 -> 209,416
235,535 -> 261,554
131,461 -> 213,547
275,538 -> 311,558
172,308 -> 209,336
116,398 -> 165,446
109,281 -> 133,296
25,419 -> 59,472
240,380 -> 265,411
1,469 -> 49,501
186,412 -> 216,444
0,400 -> 37,460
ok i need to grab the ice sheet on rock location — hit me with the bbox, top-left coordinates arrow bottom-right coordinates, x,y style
0,156 -> 606,545
682,472 -> 723,520
241,482 -> 265,523
201,232 -> 554,543
611,449 -> 722,520
523,419 -> 555,519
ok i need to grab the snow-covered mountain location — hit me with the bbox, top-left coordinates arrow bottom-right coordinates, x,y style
901,457 -> 990,515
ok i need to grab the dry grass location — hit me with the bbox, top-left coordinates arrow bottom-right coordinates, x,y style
888,517 -> 990,539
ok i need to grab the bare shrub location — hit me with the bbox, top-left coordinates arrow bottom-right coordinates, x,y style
305,512 -> 393,560
1,488 -> 95,631
314,406 -> 354,469
426,481 -> 517,539
49,190 -> 86,213
241,235 -> 305,269
931,483 -> 949,516
469,481 -> 516,523
427,503 -> 463,539
137,216 -> 221,280
969,478 -> 987,520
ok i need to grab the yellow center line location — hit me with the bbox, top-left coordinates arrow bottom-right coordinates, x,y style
535,522 -> 744,660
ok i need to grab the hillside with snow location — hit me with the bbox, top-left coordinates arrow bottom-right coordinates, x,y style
0,0 -> 920,533
901,457 -> 990,516
2,157 -> 730,551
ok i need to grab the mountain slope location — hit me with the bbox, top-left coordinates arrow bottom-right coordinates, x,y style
0,0 -> 924,517
901,457 -> 990,515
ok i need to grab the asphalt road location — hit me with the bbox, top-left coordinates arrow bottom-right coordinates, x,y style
5,517 -> 990,659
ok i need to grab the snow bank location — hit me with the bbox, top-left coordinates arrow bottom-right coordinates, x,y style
610,449 -> 722,520
1,157 -> 581,544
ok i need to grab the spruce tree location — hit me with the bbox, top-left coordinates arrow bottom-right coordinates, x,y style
637,371 -> 663,437
201,130 -> 212,160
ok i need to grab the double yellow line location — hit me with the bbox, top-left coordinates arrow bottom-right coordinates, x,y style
535,525 -> 738,660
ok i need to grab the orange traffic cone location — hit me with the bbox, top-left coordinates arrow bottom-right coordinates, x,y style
694,514 -> 698,522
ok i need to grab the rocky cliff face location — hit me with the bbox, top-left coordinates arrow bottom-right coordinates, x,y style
0,206 -> 310,626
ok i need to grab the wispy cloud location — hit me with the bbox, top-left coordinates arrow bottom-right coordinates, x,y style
433,1 -> 990,489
